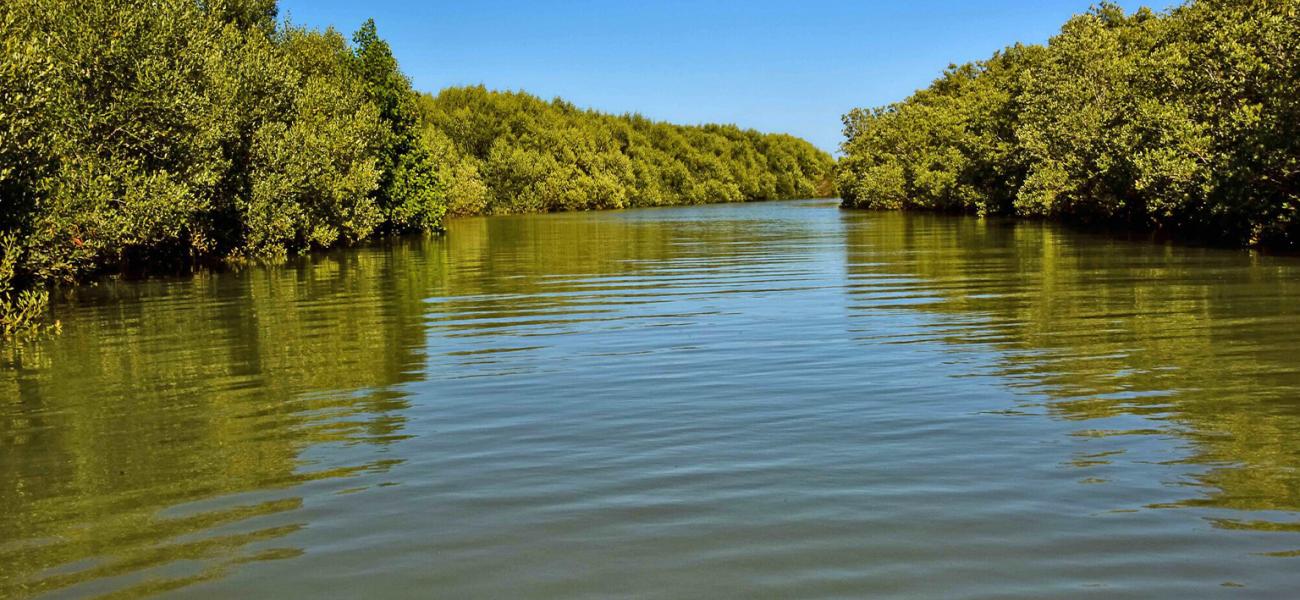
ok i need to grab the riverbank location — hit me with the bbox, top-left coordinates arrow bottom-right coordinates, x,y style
835,0 -> 1298,251
0,1 -> 832,338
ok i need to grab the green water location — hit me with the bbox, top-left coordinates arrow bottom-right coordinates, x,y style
4,200 -> 1300,598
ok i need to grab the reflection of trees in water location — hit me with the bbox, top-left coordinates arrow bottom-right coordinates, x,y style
11,203 -> 1296,595
432,210 -> 794,331
0,208 -> 787,598
0,240 -> 439,598
842,211 -> 1300,517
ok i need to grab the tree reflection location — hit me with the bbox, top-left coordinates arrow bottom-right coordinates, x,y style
842,211 -> 1300,517
0,239 -> 439,598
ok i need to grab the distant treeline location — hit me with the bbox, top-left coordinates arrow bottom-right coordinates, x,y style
836,0 -> 1299,249
0,0 -> 833,337
419,87 -> 835,216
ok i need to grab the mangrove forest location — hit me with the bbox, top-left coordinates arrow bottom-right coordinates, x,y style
836,0 -> 1298,250
0,0 -> 834,337
6,0 -> 1300,598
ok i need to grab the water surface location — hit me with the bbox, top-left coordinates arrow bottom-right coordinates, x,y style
4,200 -> 1300,598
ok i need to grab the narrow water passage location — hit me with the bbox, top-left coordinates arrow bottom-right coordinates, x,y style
4,200 -> 1300,598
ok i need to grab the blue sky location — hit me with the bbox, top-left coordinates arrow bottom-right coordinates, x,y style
278,0 -> 1181,153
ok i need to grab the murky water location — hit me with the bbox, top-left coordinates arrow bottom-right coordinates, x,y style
4,200 -> 1300,598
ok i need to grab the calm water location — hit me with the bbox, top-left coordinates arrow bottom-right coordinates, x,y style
4,200 -> 1300,598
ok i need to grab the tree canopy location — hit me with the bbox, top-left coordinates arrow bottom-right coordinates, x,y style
0,0 -> 832,337
837,0 -> 1299,250
419,86 -> 834,215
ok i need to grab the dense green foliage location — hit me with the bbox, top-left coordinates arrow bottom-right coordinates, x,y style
0,0 -> 420,335
0,0 -> 832,337
419,86 -> 835,215
837,0 -> 1300,249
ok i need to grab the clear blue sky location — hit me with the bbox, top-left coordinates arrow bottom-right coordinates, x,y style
277,0 -> 1180,153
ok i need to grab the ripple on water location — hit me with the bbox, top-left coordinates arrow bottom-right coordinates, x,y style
3,201 -> 1300,598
